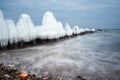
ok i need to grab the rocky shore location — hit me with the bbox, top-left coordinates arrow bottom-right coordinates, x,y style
0,63 -> 87,80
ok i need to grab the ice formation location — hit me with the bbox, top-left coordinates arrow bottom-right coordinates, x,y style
73,26 -> 80,34
90,28 -> 96,32
84,28 -> 96,32
57,21 -> 65,37
0,10 -> 96,48
80,29 -> 86,33
35,26 -> 42,39
85,28 -> 90,32
65,23 -> 73,36
16,14 -> 36,42
39,11 -> 65,39
5,19 -> 18,44
0,10 -> 8,47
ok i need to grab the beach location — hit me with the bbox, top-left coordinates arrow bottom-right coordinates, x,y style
0,30 -> 120,80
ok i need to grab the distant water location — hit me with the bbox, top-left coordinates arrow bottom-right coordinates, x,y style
0,29 -> 120,80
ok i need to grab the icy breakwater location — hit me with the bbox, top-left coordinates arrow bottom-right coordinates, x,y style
0,10 -> 96,50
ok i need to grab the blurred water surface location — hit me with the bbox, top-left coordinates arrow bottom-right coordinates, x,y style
0,30 -> 120,80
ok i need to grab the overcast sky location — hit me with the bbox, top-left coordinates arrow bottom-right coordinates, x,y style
0,0 -> 120,29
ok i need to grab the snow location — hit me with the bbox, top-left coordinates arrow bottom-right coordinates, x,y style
5,19 -> 18,44
16,14 -> 36,42
65,23 -> 73,36
0,10 -> 8,47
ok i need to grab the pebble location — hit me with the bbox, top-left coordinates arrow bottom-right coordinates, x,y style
4,74 -> 10,78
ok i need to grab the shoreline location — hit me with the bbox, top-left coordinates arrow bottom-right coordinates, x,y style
0,63 -> 87,80
0,30 -> 96,50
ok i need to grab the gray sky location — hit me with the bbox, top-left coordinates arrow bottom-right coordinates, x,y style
0,0 -> 120,29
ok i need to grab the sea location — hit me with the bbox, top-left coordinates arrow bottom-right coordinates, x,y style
0,29 -> 120,80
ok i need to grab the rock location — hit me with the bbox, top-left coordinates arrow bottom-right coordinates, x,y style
57,76 -> 64,80
19,73 -> 28,78
4,74 -> 10,78
76,75 -> 87,80
8,64 -> 15,68
2,53 -> 7,56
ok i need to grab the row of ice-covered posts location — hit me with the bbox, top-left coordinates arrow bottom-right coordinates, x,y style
0,10 -> 96,47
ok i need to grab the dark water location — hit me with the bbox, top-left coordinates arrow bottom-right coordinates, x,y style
0,30 -> 120,80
